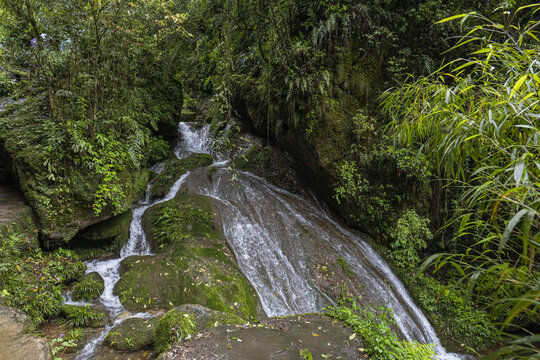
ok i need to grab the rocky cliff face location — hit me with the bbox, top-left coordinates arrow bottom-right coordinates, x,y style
0,97 -> 149,248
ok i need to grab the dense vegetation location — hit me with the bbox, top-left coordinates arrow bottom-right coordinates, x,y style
0,0 -> 538,359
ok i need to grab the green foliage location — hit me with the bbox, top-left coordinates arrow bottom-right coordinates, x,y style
300,349 -> 313,360
389,210 -> 432,269
0,0 -> 188,217
154,310 -> 196,354
0,234 -> 85,325
148,136 -> 171,165
60,304 -> 105,328
403,272 -> 498,350
71,273 -> 104,302
50,328 -> 82,360
326,301 -> 436,360
383,5 -> 539,356
337,258 -> 354,278
152,202 -> 213,249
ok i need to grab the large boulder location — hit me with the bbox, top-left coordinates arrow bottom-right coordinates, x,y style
154,304 -> 245,354
0,305 -> 53,360
158,313 -> 361,360
104,317 -> 161,351
149,153 -> 213,200
114,193 -> 258,320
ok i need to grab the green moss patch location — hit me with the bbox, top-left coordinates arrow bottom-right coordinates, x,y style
231,144 -> 302,194
154,304 -> 244,354
114,193 -> 258,321
149,154 -> 213,200
104,317 -> 161,351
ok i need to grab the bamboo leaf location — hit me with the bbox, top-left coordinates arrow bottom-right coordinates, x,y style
500,209 -> 529,251
509,74 -> 528,98
435,13 -> 474,24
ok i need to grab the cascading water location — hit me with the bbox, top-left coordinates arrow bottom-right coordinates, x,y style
72,121 -> 463,359
71,122 -> 211,359
182,167 -> 464,360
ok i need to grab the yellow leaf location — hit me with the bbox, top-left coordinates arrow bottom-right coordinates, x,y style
510,74 -> 528,98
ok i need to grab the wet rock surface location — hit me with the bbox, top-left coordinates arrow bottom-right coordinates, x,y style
159,314 -> 362,360
0,305 -> 53,360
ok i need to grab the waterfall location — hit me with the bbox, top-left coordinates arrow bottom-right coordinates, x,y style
73,122 -> 464,359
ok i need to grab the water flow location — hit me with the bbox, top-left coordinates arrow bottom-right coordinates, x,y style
73,124 -> 207,359
182,167 -> 463,360
175,122 -> 211,158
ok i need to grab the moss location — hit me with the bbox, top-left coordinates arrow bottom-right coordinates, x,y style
71,272 -> 105,302
150,154 -> 213,200
104,317 -> 160,351
0,207 -> 39,250
337,258 -> 355,279
154,304 -> 244,354
231,144 -> 302,194
115,193 -> 258,320
143,193 -> 216,252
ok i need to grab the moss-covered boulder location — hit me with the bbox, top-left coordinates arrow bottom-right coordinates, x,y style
0,97 -> 149,248
231,143 -> 304,195
71,272 -> 105,302
149,154 -> 213,200
104,317 -> 161,351
70,211 -> 132,254
114,193 -> 258,321
154,304 -> 244,354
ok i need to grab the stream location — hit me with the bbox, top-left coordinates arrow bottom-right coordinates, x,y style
71,122 -> 463,360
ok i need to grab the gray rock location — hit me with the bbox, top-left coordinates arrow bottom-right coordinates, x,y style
0,305 -> 52,360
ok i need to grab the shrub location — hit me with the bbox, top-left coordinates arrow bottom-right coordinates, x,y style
388,210 -> 432,269
148,136 -> 170,165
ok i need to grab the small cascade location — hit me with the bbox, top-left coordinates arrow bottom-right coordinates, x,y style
175,122 -> 211,158
71,125 -> 203,359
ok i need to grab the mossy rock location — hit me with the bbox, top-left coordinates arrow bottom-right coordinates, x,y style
0,202 -> 39,250
0,97 -> 150,248
149,153 -> 213,200
142,193 -> 215,252
114,194 -> 258,321
71,272 -> 105,302
70,211 -> 132,254
154,304 -> 244,354
230,143 -> 303,194
59,305 -> 107,328
104,317 -> 161,351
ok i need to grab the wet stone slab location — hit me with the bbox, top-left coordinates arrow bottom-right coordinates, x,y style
160,314 -> 365,360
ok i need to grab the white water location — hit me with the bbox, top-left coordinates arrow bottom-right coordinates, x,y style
73,122 -> 463,359
182,168 -> 463,359
72,123 -> 206,359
